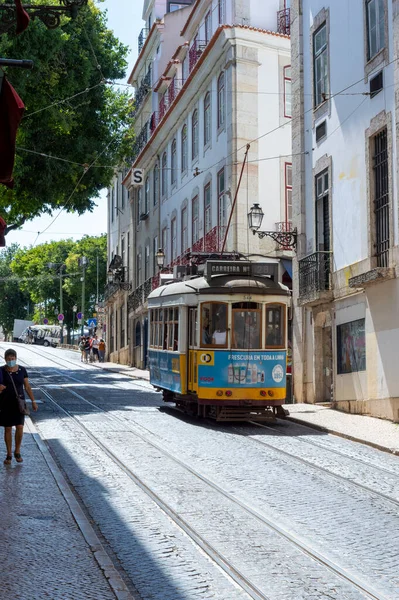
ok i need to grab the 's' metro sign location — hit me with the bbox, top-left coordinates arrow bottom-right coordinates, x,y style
131,168 -> 144,186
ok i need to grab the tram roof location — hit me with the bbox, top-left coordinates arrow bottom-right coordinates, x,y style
148,274 -> 290,304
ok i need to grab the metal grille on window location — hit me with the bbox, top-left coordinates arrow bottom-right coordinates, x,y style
373,129 -> 389,267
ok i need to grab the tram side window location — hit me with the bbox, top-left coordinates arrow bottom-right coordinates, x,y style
201,302 -> 227,347
266,305 -> 285,348
232,310 -> 261,349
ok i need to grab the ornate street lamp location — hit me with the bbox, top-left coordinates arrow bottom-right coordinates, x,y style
248,203 -> 297,250
155,248 -> 165,270
0,1 -> 88,35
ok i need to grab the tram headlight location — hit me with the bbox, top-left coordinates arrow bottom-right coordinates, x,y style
216,390 -> 223,397
268,390 -> 274,397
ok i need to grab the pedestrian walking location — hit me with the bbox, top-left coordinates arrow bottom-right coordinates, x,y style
79,337 -> 86,362
91,335 -> 100,362
84,337 -> 91,363
0,349 -> 38,465
98,339 -> 106,363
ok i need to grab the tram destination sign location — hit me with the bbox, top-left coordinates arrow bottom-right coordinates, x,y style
206,261 -> 278,281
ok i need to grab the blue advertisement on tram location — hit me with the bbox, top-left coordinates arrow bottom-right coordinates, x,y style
149,349 -> 182,393
197,350 -> 287,388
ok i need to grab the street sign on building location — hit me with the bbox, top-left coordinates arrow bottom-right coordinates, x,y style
131,168 -> 144,186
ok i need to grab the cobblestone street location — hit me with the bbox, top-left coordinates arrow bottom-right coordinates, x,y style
1,344 -> 398,600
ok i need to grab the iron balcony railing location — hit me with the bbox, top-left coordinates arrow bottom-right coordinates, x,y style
132,119 -> 151,161
138,28 -> 149,53
134,69 -> 152,113
277,8 -> 290,35
128,277 -> 153,312
189,39 -> 208,72
276,221 -> 293,250
298,251 -> 332,299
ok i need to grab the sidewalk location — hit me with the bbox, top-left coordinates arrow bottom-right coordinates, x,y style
287,403 -> 399,455
0,417 -> 133,600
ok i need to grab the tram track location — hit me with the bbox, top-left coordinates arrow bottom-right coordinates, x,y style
27,374 -> 391,600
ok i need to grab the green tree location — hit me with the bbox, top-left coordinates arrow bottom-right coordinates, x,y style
11,235 -> 107,331
0,245 -> 30,338
0,1 -> 133,233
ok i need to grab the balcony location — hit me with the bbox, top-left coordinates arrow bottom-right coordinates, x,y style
127,277 -> 153,312
134,69 -> 152,113
298,251 -> 333,305
138,28 -> 149,53
132,119 -> 150,161
277,8 -> 290,35
189,39 -> 208,72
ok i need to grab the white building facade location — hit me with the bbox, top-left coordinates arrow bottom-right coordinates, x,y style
108,0 -> 293,367
292,0 -> 399,420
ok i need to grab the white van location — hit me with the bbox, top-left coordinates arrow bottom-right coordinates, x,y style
20,325 -> 61,347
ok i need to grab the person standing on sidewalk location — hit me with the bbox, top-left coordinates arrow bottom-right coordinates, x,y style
0,349 -> 38,465
91,335 -> 100,362
98,339 -> 106,363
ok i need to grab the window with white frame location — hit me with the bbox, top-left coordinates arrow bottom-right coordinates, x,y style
162,227 -> 168,263
144,245 -> 150,280
111,188 -> 114,222
161,152 -> 167,196
313,23 -> 328,107
153,235 -> 158,272
144,176 -> 150,214
136,251 -> 142,286
218,0 -> 225,24
153,162 -> 159,206
204,92 -> 211,146
217,168 -> 227,247
285,163 -> 292,223
204,183 -> 211,233
136,187 -> 142,226
192,195 -> 199,244
181,124 -> 188,173
217,72 -> 225,129
171,217 -> 177,259
171,139 -> 177,185
127,231 -> 130,281
366,0 -> 385,60
284,66 -> 292,118
205,10 -> 212,43
181,206 -> 188,252
192,110 -> 199,160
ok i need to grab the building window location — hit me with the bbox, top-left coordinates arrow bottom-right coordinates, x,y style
120,305 -> 125,348
144,176 -> 150,215
192,195 -> 199,244
136,252 -> 142,286
217,168 -> 227,247
135,321 -> 141,347
153,235 -> 158,272
313,23 -> 328,107
373,128 -> 389,267
181,206 -> 188,253
315,170 -> 330,252
205,10 -> 212,43
171,139 -> 177,185
162,227 -> 168,263
121,236 -> 125,269
161,152 -> 167,196
171,217 -> 177,260
192,109 -> 199,160
284,66 -> 292,118
217,72 -> 225,129
204,92 -> 211,146
136,188 -> 142,226
127,231 -> 130,282
144,245 -> 150,280
285,163 -> 292,222
204,183 -> 211,233
181,124 -> 188,172
337,319 -> 366,374
218,0 -> 225,24
366,0 -> 385,60
111,188 -> 114,223
153,163 -> 159,206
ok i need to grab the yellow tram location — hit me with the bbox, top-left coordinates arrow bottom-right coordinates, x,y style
147,260 -> 291,421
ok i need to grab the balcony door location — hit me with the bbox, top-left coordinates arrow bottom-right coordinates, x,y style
315,170 -> 330,251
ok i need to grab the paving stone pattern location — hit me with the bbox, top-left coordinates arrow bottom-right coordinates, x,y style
0,434 -> 116,600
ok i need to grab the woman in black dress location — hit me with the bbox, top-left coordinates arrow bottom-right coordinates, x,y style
0,348 -> 38,465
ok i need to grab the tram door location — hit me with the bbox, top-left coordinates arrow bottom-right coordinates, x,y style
188,308 -> 198,392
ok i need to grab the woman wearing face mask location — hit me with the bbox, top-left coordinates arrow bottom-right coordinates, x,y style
0,349 -> 38,465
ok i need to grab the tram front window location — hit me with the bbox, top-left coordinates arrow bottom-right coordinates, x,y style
233,310 -> 261,349
266,305 -> 284,348
201,302 -> 227,347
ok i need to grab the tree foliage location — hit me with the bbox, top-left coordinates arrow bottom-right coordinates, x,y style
0,245 -> 30,337
10,234 -> 107,328
0,1 -> 133,229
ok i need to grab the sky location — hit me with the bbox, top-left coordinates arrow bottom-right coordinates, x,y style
7,0 -> 144,248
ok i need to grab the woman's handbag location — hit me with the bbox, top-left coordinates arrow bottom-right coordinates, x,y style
7,371 -> 30,416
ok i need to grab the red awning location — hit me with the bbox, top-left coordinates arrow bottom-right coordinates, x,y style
0,77 -> 25,189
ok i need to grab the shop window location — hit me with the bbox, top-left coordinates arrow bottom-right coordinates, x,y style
337,319 -> 366,374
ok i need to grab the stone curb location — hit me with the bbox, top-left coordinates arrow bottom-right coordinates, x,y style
285,416 -> 399,456
25,418 -> 137,600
